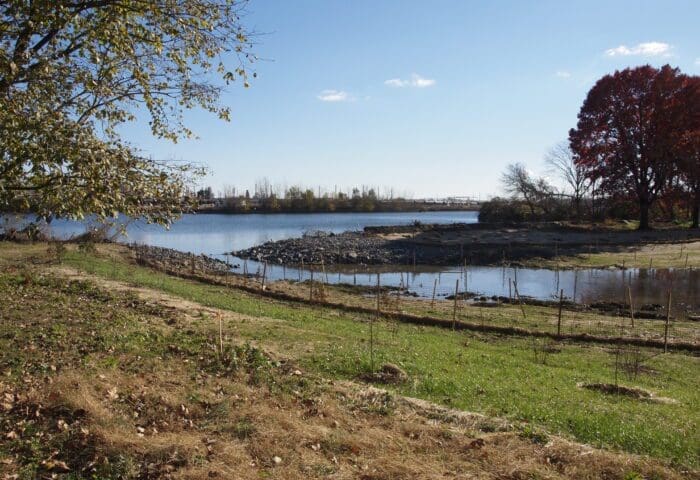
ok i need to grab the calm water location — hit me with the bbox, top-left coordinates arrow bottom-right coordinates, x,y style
238,262 -> 699,316
17,211 -> 698,315
45,211 -> 480,254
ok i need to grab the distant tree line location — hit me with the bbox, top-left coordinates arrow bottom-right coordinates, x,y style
481,65 -> 699,229
194,181 -> 477,213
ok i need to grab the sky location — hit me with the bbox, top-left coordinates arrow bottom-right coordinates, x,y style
121,0 -> 700,199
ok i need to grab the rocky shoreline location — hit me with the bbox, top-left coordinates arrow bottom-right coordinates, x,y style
232,222 -> 700,267
132,244 -> 232,274
232,230 -> 434,266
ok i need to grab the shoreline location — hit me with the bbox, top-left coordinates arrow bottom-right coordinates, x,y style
129,243 -> 700,320
233,222 -> 700,269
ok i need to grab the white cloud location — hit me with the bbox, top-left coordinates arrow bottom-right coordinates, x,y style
317,89 -> 352,102
385,78 -> 408,87
384,73 -> 436,88
605,42 -> 672,57
696,58 -> 700,65
555,70 -> 571,78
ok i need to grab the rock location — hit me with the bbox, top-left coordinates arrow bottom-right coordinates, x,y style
272,456 -> 282,466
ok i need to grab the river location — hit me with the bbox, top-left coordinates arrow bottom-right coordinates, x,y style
14,211 -> 699,316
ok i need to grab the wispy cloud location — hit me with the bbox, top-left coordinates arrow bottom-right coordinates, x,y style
605,42 -> 673,57
317,89 -> 353,102
696,58 -> 700,65
555,70 -> 571,78
384,73 -> 436,88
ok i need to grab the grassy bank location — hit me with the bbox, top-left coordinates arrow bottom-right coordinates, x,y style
520,240 -> 700,270
1,242 -> 696,471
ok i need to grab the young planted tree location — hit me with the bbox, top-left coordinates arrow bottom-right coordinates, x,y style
0,1 -> 255,226
569,65 -> 688,229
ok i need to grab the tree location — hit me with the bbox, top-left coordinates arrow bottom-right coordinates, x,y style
673,76 -> 700,227
0,1 -> 254,226
196,187 -> 213,201
569,65 -> 688,229
678,135 -> 700,227
500,163 -> 554,215
544,141 -> 590,217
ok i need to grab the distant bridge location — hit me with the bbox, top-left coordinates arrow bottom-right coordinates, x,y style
414,196 -> 482,205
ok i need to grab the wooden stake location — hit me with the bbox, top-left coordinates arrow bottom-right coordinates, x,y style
664,290 -> 671,353
464,260 -> 468,292
557,289 -> 564,336
376,273 -> 381,314
396,280 -> 401,312
218,313 -> 224,356
431,278 -> 438,308
309,268 -> 314,302
452,279 -> 459,330
225,254 -> 230,285
627,285 -> 635,327
508,278 -> 512,302
261,262 -> 267,290
513,280 -> 526,320
371,274 -> 380,372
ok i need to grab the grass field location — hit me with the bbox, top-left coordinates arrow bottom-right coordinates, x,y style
521,240 -> 700,270
1,242 -> 698,477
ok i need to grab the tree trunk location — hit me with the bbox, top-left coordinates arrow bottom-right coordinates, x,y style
639,200 -> 651,230
573,196 -> 582,220
692,190 -> 700,229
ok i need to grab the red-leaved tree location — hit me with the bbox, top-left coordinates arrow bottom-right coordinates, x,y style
569,65 -> 689,229
674,76 -> 700,227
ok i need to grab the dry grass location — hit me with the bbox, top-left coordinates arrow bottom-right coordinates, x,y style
2,362 -> 689,480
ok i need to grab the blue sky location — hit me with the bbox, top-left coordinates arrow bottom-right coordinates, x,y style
122,0 -> 700,198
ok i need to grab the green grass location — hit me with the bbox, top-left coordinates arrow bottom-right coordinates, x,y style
522,239 -> 700,270
52,249 -> 700,468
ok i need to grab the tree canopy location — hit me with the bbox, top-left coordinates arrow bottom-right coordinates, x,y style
569,65 -> 697,229
0,0 -> 254,226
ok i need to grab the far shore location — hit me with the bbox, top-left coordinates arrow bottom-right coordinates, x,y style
195,205 -> 481,215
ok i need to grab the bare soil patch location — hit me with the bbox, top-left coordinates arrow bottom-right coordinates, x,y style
578,383 -> 678,404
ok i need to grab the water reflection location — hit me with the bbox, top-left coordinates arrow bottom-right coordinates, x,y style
232,259 -> 699,318
13,211 -> 697,317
